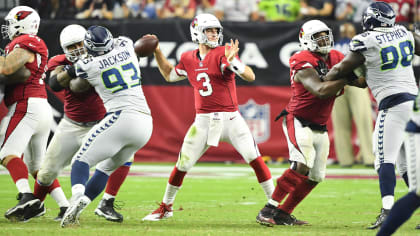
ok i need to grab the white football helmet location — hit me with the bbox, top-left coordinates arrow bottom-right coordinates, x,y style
299,20 -> 333,55
190,13 -> 223,48
60,24 -> 87,62
1,6 -> 40,40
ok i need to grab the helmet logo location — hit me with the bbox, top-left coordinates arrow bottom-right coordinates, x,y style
299,28 -> 304,38
15,11 -> 32,21
191,17 -> 198,29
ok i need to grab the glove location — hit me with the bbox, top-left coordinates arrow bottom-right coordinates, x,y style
63,65 -> 76,78
314,60 -> 328,76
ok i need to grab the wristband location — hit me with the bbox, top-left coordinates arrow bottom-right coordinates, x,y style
229,57 -> 246,75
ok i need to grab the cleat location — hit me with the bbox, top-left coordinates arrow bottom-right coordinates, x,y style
142,202 -> 173,221
256,204 -> 309,226
256,204 -> 276,226
94,198 -> 123,223
60,195 -> 90,228
415,224 -> 420,230
5,193 -> 41,222
54,207 -> 68,222
23,202 -> 45,222
367,208 -> 390,229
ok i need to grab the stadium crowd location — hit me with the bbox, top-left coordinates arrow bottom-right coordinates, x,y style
8,0 -> 420,25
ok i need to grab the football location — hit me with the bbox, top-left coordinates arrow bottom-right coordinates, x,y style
134,35 -> 159,57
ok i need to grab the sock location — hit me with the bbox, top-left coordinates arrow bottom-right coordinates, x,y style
268,199 -> 280,207
378,163 -> 396,208
279,178 -> 317,214
162,183 -> 180,205
382,195 -> 394,210
71,160 -> 90,186
105,163 -> 131,196
271,169 -> 306,203
259,178 -> 275,200
168,167 -> 186,187
377,192 -> 420,236
249,157 -> 272,182
102,192 -> 115,200
401,172 -> 409,187
6,157 -> 30,193
34,179 -> 50,201
50,187 -> 70,208
71,184 -> 85,197
85,169 -> 109,201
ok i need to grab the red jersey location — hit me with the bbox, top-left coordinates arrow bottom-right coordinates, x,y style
4,34 -> 48,106
286,49 -> 344,125
382,0 -> 414,23
175,46 -> 238,113
47,54 -> 106,123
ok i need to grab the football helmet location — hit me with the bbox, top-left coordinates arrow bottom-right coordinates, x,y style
362,1 -> 395,31
299,20 -> 333,55
60,24 -> 87,62
84,25 -> 114,56
190,13 -> 223,48
1,6 -> 40,40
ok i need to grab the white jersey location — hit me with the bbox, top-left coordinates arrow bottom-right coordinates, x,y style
350,25 -> 418,104
75,36 -> 151,114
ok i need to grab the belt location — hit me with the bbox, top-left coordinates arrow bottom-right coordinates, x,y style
63,115 -> 101,127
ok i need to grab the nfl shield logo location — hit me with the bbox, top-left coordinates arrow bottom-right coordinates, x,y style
239,99 -> 270,143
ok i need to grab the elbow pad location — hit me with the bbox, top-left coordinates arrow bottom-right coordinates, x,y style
49,74 -> 64,92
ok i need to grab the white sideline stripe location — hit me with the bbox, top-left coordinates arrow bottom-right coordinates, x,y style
0,165 -> 377,176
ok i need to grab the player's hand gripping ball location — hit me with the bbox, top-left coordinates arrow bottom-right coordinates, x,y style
134,35 -> 159,57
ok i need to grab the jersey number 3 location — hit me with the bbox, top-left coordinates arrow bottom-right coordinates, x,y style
197,72 -> 213,96
380,41 -> 413,71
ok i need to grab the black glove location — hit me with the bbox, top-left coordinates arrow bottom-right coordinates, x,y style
63,65 -> 77,78
314,60 -> 328,76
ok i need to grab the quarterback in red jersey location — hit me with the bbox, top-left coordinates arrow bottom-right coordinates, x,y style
143,13 -> 274,221
28,24 -> 133,223
0,6 -> 53,222
256,20 -> 364,226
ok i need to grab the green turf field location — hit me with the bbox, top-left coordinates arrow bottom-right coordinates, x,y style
0,163 -> 419,235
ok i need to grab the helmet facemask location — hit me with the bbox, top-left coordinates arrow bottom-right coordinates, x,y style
202,27 -> 223,48
64,42 -> 87,63
312,31 -> 334,55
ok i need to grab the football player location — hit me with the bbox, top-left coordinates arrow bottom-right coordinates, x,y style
377,92 -> 420,235
0,6 -> 54,222
324,1 -> 419,229
256,19 -> 364,226
58,25 -> 152,227
142,13 -> 274,221
29,24 -> 133,223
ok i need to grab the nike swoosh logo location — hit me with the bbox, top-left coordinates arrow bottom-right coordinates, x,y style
229,117 -> 236,120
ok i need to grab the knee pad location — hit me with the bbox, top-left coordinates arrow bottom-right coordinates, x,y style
308,169 -> 325,183
175,152 -> 195,172
37,170 -> 57,186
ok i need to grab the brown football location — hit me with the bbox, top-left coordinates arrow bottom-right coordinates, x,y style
134,35 -> 158,57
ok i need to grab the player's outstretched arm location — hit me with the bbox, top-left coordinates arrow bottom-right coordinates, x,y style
153,41 -> 174,82
225,39 -> 255,82
49,66 -> 72,91
0,66 -> 31,84
325,51 -> 365,81
296,67 -> 346,99
0,48 -> 33,75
